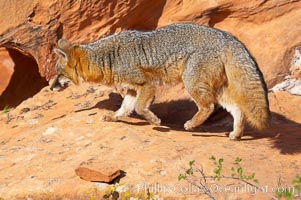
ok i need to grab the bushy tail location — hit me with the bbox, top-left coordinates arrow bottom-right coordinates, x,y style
225,42 -> 270,130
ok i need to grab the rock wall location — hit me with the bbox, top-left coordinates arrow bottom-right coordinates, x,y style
0,0 -> 301,86
0,48 -> 13,95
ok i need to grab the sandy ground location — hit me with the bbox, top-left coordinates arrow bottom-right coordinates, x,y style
0,83 -> 300,199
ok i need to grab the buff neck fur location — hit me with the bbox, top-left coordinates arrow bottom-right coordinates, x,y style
68,47 -> 114,85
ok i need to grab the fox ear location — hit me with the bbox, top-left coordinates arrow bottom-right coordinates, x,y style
54,48 -> 67,58
58,39 -> 72,51
54,48 -> 68,62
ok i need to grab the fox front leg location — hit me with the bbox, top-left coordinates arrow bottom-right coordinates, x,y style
134,85 -> 161,125
101,89 -> 137,122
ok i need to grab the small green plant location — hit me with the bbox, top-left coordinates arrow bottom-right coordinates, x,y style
178,156 -> 301,200
293,176 -> 301,197
209,156 -> 224,181
178,160 -> 195,181
230,157 -> 258,183
178,159 -> 217,200
277,175 -> 301,200
210,156 -> 260,189
2,106 -> 10,114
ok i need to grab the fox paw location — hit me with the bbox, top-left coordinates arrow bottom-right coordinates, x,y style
229,131 -> 242,141
184,120 -> 194,131
149,118 -> 161,126
101,112 -> 117,122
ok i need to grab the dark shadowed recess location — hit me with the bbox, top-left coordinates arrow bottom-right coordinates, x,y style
0,48 -> 48,110
109,0 -> 167,32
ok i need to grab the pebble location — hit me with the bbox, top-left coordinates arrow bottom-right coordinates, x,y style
76,136 -> 84,141
159,170 -> 167,176
42,127 -> 57,136
20,107 -> 30,114
83,140 -> 92,146
86,119 -> 93,124
27,119 -> 38,125
39,138 -> 53,143
86,133 -> 93,137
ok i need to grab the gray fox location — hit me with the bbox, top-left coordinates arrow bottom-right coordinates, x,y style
51,23 -> 270,140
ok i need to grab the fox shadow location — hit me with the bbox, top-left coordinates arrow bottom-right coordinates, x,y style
93,92 -> 301,155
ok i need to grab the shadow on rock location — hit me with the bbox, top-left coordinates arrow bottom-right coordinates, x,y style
88,92 -> 301,155
260,113 -> 301,155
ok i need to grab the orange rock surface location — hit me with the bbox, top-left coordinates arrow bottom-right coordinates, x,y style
1,0 -> 301,86
0,83 -> 300,199
0,1 -> 301,199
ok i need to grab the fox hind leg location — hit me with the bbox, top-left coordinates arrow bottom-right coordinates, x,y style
182,57 -> 217,131
219,101 -> 245,140
229,108 -> 245,140
184,90 -> 215,131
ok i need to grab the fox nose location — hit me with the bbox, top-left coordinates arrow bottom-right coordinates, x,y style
49,75 -> 60,91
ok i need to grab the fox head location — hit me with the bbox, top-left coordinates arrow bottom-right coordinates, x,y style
50,39 -> 81,91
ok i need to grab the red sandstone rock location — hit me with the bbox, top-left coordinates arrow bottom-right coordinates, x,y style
0,0 -> 301,88
0,2 -> 301,198
75,160 -> 122,183
0,48 -> 13,95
